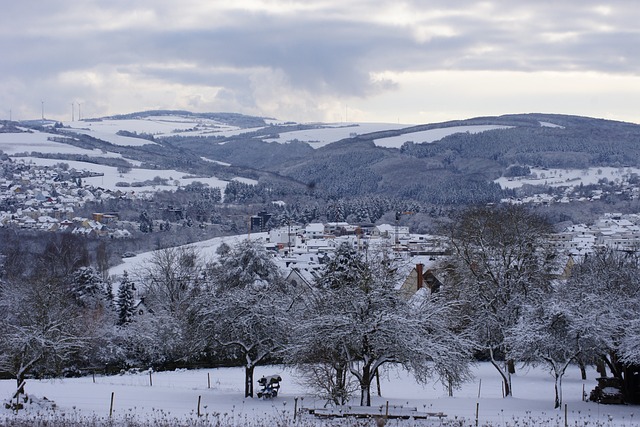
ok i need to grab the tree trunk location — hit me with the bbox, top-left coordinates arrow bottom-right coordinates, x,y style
245,365 -> 254,398
335,365 -> 347,405
554,373 -> 562,409
360,365 -> 372,406
579,361 -> 587,380
16,375 -> 24,391
489,348 -> 512,397
507,359 -> 516,375
504,373 -> 511,398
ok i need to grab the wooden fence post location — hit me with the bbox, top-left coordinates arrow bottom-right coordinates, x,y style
197,395 -> 202,417
109,392 -> 115,417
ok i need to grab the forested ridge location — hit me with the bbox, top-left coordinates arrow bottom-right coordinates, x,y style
15,112 -> 640,211
159,113 -> 640,207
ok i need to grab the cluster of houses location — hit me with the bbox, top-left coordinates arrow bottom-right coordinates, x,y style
261,221 -> 450,300
549,213 -> 640,256
265,214 -> 640,300
0,159 -> 132,237
501,177 -> 640,206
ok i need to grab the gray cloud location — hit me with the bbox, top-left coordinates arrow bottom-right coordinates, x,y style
1,0 -> 638,121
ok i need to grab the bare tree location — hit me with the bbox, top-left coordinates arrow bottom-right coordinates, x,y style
440,204 -> 557,397
137,246 -> 204,315
197,240 -> 291,398
290,243 -> 473,406
0,276 -> 87,389
132,246 -> 206,365
507,292 -> 599,408
566,249 -> 640,403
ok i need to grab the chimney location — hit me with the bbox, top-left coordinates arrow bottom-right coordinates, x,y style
416,263 -> 424,291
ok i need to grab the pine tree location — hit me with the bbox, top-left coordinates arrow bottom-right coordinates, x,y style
69,266 -> 104,307
117,271 -> 136,326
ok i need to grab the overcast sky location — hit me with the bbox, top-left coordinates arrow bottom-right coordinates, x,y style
2,1 -> 639,124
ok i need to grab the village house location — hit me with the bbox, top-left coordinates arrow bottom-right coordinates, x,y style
396,261 -> 443,300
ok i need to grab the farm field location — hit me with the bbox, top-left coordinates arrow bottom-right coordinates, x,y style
2,363 -> 638,426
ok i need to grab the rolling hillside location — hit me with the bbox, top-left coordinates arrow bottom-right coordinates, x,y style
2,111 -> 639,209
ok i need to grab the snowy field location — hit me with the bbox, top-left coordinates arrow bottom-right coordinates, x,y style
264,123 -> 411,148
60,128 -> 160,147
372,125 -> 512,149
65,116 -> 243,139
2,363 -> 638,426
20,157 -> 240,193
495,167 -> 640,189
264,123 -> 511,149
108,233 -> 267,278
0,130 -> 125,158
0,124 -> 259,194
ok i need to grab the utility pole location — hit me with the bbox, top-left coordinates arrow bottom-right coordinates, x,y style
41,100 -> 44,121
288,218 -> 292,255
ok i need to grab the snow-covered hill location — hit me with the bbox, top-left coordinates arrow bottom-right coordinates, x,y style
63,114 -> 509,149
0,129 -> 125,157
4,111 -> 640,207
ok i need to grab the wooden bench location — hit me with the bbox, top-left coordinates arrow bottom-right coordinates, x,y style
307,404 -> 446,420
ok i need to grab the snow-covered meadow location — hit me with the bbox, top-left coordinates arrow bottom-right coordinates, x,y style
65,116 -> 243,139
2,363 -> 638,426
108,233 -> 266,278
495,166 -> 640,190
0,130 -> 125,158
19,156 -> 245,194
263,123 -> 511,149
372,125 -> 512,149
0,116 -> 523,199
264,123 -> 409,148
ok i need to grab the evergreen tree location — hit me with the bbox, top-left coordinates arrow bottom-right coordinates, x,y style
117,271 -> 136,326
69,266 -> 104,308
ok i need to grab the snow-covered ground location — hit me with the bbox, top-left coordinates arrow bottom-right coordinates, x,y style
372,125 -> 512,149
1,363 -> 636,425
265,123 -> 513,149
109,233 -> 267,278
65,116 -> 242,139
0,122 -> 259,194
20,157 -> 235,193
495,167 -> 640,189
61,128 -> 159,147
264,123 -> 411,148
0,130 -> 125,158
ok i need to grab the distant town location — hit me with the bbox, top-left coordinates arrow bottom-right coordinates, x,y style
2,156 -> 640,278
